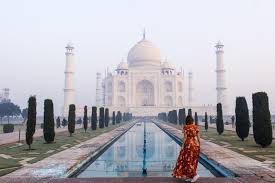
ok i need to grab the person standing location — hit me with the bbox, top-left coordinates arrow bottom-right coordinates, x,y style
172,115 -> 200,182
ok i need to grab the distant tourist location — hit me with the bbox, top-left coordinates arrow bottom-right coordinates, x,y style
56,116 -> 61,128
172,115 -> 200,182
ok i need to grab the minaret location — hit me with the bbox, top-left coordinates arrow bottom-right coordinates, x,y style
96,73 -> 102,107
188,71 -> 193,106
63,42 -> 75,117
215,41 -> 227,115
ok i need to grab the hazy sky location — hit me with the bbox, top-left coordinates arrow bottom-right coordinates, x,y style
1,0 -> 275,115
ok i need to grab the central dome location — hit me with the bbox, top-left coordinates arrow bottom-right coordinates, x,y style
127,38 -> 161,68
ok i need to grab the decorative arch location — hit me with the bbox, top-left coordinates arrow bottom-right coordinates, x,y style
118,81 -> 126,92
136,80 -> 154,106
164,96 -> 173,106
177,96 -> 183,106
164,81 -> 172,92
117,96 -> 126,107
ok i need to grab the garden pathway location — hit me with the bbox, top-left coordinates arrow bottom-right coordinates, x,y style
0,125 -> 82,146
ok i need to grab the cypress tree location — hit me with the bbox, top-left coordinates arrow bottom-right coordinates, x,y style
178,109 -> 184,125
253,92 -> 272,147
83,106 -> 88,132
68,104 -> 76,136
188,108 -> 192,117
26,96 -> 36,150
112,111 -> 116,125
205,112 -> 208,131
116,111 -> 122,124
43,99 -> 55,143
105,108 -> 110,127
91,106 -> 97,130
235,97 -> 250,141
194,112 -> 198,125
216,103 -> 224,135
99,107 -> 104,128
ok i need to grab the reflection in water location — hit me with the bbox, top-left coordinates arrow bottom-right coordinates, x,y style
77,122 -> 214,177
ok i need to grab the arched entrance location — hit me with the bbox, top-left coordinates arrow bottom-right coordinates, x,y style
136,80 -> 154,106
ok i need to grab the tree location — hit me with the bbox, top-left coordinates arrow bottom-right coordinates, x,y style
112,111 -> 116,125
56,117 -> 61,128
99,107 -> 104,128
178,109 -> 185,125
194,112 -> 198,125
216,103 -> 224,135
21,108 -> 28,122
26,96 -> 36,150
91,106 -> 97,130
116,111 -> 122,124
253,92 -> 272,147
83,106 -> 88,132
68,104 -> 76,136
104,108 -> 110,127
188,108 -> 192,117
43,99 -> 55,143
235,97 -> 250,141
0,102 -> 21,124
205,112 -> 208,131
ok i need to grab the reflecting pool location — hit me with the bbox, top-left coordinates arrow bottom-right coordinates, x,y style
77,122 -> 214,177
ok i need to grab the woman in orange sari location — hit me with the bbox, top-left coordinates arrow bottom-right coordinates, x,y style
172,115 -> 200,182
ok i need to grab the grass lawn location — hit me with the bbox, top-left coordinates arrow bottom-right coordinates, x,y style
0,123 -> 125,176
166,123 -> 275,167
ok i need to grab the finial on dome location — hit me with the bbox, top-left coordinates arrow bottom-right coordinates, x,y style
143,28 -> 146,40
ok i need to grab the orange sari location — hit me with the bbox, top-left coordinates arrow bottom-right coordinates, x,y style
172,124 -> 200,178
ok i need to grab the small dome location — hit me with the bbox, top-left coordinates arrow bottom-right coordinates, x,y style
162,60 -> 174,70
127,38 -> 161,68
117,61 -> 128,70
66,41 -> 74,48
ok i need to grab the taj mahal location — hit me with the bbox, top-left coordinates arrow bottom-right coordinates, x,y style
63,32 -> 227,117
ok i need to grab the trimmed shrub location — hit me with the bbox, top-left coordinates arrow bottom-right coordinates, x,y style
91,106 -> 97,130
83,106 -> 88,132
178,109 -> 185,125
235,97 -> 250,141
216,103 -> 224,135
194,112 -> 198,125
43,99 -> 55,143
99,107 -> 104,128
105,108 -> 110,127
68,104 -> 76,136
188,108 -> 192,117
3,124 -> 14,133
205,112 -> 208,131
112,111 -> 116,125
253,92 -> 273,147
26,96 -> 36,150
116,111 -> 122,124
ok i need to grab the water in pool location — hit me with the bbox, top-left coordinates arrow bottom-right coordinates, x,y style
77,122 -> 214,177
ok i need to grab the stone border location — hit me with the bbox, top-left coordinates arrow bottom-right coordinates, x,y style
2,122 -> 135,179
155,122 -> 275,182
